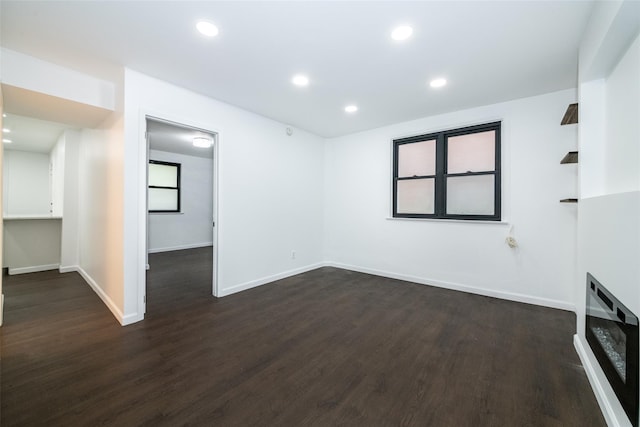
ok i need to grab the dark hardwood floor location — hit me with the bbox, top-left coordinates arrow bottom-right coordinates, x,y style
1,247 -> 605,426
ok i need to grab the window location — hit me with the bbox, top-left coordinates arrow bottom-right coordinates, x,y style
393,121 -> 501,220
148,160 -> 181,213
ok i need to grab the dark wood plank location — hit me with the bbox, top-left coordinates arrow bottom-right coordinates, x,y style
561,103 -> 579,125
1,247 -> 605,426
561,151 -> 579,164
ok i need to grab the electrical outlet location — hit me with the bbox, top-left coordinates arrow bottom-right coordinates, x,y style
291,251 -> 296,259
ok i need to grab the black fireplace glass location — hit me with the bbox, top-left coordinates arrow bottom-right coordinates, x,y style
586,273 -> 639,427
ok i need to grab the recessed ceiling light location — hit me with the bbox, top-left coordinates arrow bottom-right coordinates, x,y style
292,74 -> 309,87
391,26 -> 413,41
430,78 -> 447,88
196,21 -> 219,37
2,113 -> 6,118
193,137 -> 212,148
3,138 -> 12,143
345,105 -> 358,113
2,128 -> 10,133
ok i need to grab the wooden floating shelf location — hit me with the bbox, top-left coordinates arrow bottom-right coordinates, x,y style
561,103 -> 578,125
560,198 -> 578,203
560,151 -> 578,164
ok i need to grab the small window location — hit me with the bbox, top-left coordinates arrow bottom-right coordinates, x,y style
393,122 -> 501,220
148,160 -> 181,213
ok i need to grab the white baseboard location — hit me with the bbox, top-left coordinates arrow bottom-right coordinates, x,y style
76,266 -> 126,326
217,261 -> 575,313
121,312 -> 144,326
65,266 -> 141,326
148,242 -> 213,254
218,262 -> 325,297
55,259 -> 574,328
325,262 -> 576,312
574,334 -> 630,427
8,264 -> 60,275
59,265 -> 78,273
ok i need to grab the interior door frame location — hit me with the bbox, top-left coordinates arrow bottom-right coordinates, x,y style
139,111 -> 220,318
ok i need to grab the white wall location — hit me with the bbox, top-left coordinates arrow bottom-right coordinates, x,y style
325,89 -> 578,310
123,69 -> 325,320
148,149 -> 213,253
0,48 -> 115,111
578,79 -> 606,199
2,143 -> 73,274
2,150 -> 51,215
3,218 -> 61,272
604,32 -> 640,195
50,133 -> 65,217
76,109 -> 125,323
579,1 -> 640,82
60,129 -> 80,271
575,2 -> 640,425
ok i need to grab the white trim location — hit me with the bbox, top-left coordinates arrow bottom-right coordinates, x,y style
8,264 -> 60,275
211,132 -> 220,298
3,215 -> 62,220
148,242 -> 213,254
325,261 -> 576,312
139,110 -> 222,316
217,261 -> 575,312
121,312 -> 144,326
218,263 -> 325,297
59,265 -> 78,273
77,266 -> 125,325
574,334 -> 627,427
386,217 -> 511,226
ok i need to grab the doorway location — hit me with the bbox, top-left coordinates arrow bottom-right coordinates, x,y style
144,116 -> 218,314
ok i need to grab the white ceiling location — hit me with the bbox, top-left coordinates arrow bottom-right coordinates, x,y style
1,84 -> 113,130
2,113 -> 70,153
0,1 -> 595,138
0,85 -> 115,153
1,113 -> 216,157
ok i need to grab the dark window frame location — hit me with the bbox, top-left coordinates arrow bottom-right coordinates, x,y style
392,121 -> 501,221
148,160 -> 181,213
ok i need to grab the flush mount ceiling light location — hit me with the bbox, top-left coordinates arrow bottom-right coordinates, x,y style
2,128 -> 10,133
3,138 -> 12,143
344,105 -> 358,113
196,21 -> 219,37
193,137 -> 212,148
391,25 -> 413,41
292,74 -> 309,87
430,78 -> 447,88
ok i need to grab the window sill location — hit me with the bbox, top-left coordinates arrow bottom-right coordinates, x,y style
386,217 -> 510,226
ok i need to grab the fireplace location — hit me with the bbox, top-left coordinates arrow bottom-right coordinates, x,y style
586,273 -> 639,427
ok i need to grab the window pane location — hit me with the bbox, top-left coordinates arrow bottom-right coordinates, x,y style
447,130 -> 495,174
149,163 -> 178,187
397,178 -> 434,214
446,175 -> 494,215
149,188 -> 178,211
398,140 -> 436,177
